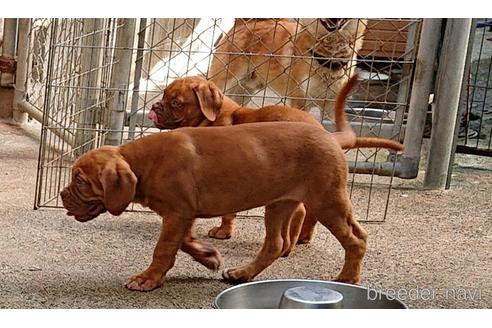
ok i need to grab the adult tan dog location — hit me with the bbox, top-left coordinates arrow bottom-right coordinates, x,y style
148,75 -> 403,242
61,121 -> 367,291
208,18 -> 366,119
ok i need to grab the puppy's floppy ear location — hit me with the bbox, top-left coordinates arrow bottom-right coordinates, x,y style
99,158 -> 137,216
192,80 -> 223,122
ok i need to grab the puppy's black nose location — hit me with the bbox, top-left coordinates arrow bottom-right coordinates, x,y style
151,102 -> 163,112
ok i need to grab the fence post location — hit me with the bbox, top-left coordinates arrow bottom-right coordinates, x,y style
105,19 -> 136,146
424,19 -> 473,189
445,19 -> 477,189
12,18 -> 31,124
396,19 -> 443,179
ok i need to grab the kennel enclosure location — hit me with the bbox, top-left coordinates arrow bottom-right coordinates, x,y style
1,18 -> 474,221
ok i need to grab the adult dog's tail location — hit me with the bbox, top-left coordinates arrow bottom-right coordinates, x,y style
332,74 -> 404,152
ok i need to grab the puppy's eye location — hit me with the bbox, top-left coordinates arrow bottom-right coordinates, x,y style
171,99 -> 182,108
75,176 -> 88,187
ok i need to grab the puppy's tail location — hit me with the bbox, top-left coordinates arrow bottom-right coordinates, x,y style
331,74 -> 404,152
351,137 -> 404,151
331,74 -> 358,149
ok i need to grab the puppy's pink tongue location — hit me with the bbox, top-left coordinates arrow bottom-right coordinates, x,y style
148,110 -> 158,122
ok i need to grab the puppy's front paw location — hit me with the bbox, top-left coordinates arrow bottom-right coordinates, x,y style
208,226 -> 233,240
125,273 -> 163,292
222,267 -> 253,284
183,239 -> 223,271
194,245 -> 222,271
201,253 -> 222,271
334,275 -> 361,285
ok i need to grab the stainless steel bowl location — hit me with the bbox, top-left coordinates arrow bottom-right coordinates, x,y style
214,279 -> 407,309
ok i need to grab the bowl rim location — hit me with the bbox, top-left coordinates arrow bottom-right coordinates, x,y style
213,279 -> 408,309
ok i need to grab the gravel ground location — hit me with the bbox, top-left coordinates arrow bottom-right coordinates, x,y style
0,121 -> 490,309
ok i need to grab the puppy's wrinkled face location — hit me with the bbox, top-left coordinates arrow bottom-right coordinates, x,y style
60,146 -> 137,222
61,159 -> 106,222
148,76 -> 223,129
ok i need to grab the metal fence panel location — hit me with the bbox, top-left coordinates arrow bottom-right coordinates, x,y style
27,18 -> 422,222
457,19 -> 492,156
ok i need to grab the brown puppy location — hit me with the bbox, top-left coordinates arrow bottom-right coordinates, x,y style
149,75 -> 403,241
61,122 -> 367,291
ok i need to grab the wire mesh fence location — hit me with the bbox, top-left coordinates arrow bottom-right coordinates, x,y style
457,19 -> 492,156
28,18 -> 422,222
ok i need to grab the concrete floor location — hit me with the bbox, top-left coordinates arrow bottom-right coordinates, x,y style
0,120 -> 490,309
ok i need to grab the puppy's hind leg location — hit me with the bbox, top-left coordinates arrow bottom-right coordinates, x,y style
311,193 -> 367,284
280,202 -> 306,257
297,211 -> 318,244
208,213 -> 236,239
222,200 -> 302,283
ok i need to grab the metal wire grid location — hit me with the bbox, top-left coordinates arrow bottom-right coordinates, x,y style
458,20 -> 492,156
33,18 -> 421,222
345,19 -> 419,221
126,18 -> 211,139
126,19 -> 232,139
35,18 -> 120,208
208,19 -> 363,112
